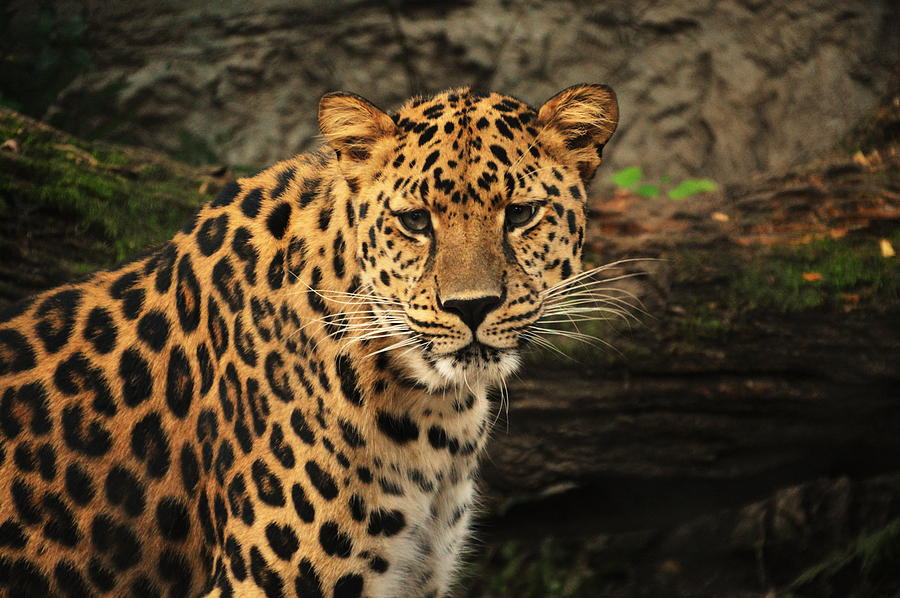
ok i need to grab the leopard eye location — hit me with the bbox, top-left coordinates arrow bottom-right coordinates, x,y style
505,203 -> 537,229
398,209 -> 431,233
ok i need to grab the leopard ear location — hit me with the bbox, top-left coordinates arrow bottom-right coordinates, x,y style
318,92 -> 398,162
536,84 -> 619,181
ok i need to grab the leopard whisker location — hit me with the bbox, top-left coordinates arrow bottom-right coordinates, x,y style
363,336 -> 423,359
544,285 -> 648,314
528,326 -> 624,357
543,295 -> 642,313
291,276 -> 408,309
542,271 -> 648,299
538,315 -> 622,324
490,375 -> 510,432
337,325 -> 415,353
545,296 -> 649,322
297,307 -> 408,332
519,331 -> 574,360
541,259 -> 659,296
540,259 -> 642,292
339,336 -> 408,355
543,303 -> 641,321
310,290 -> 406,307
316,316 -> 408,329
337,326 -> 410,338
345,324 -> 410,337
504,118 -> 555,174
315,309 -> 407,319
545,281 -> 646,305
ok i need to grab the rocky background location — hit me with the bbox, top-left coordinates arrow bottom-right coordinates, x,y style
13,0 -> 900,184
1,1 -> 900,597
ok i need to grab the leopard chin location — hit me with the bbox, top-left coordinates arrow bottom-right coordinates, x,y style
397,343 -> 521,393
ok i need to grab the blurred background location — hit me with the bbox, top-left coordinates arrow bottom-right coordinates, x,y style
1,1 -> 898,596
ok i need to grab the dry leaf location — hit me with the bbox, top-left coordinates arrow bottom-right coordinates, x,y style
1,139 -> 19,153
711,211 -> 729,222
829,228 -> 848,239
842,293 -> 860,313
880,238 -> 896,258
596,191 -> 637,214
802,272 -> 823,282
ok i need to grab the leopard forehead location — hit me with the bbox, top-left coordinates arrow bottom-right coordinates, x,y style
374,89 -> 578,213
320,83 -> 617,225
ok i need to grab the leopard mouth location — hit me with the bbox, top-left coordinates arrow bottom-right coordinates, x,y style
448,342 -> 508,365
431,342 -> 520,386
419,340 -> 509,365
396,340 -> 521,390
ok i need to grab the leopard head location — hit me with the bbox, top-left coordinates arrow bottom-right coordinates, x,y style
319,85 -> 618,390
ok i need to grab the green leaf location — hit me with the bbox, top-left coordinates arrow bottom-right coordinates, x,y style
668,178 -> 718,200
611,166 -> 643,188
635,184 -> 660,198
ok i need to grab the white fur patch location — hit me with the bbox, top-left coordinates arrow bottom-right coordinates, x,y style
397,346 -> 521,392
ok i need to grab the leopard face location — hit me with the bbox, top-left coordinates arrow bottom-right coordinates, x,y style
319,85 -> 618,389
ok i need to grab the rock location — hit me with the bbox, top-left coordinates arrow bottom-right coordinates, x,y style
43,0 -> 899,186
467,473 -> 900,597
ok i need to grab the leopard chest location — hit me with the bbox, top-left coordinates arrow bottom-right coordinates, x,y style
356,391 -> 491,595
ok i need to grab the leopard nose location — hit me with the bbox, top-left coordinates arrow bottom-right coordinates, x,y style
440,296 -> 502,333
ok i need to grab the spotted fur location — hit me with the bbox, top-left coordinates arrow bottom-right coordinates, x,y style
0,84 -> 617,598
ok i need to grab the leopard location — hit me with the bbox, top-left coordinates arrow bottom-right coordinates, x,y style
0,83 -> 618,598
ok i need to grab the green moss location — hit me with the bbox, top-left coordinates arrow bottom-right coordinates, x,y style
139,163 -> 175,181
790,516 -> 900,596
674,311 -> 728,340
472,538 -> 593,598
663,233 -> 898,354
89,145 -> 130,166
65,261 -> 102,275
172,129 -> 221,166
0,109 -> 207,267
669,231 -> 899,323
726,235 -> 899,313
462,535 -> 643,598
